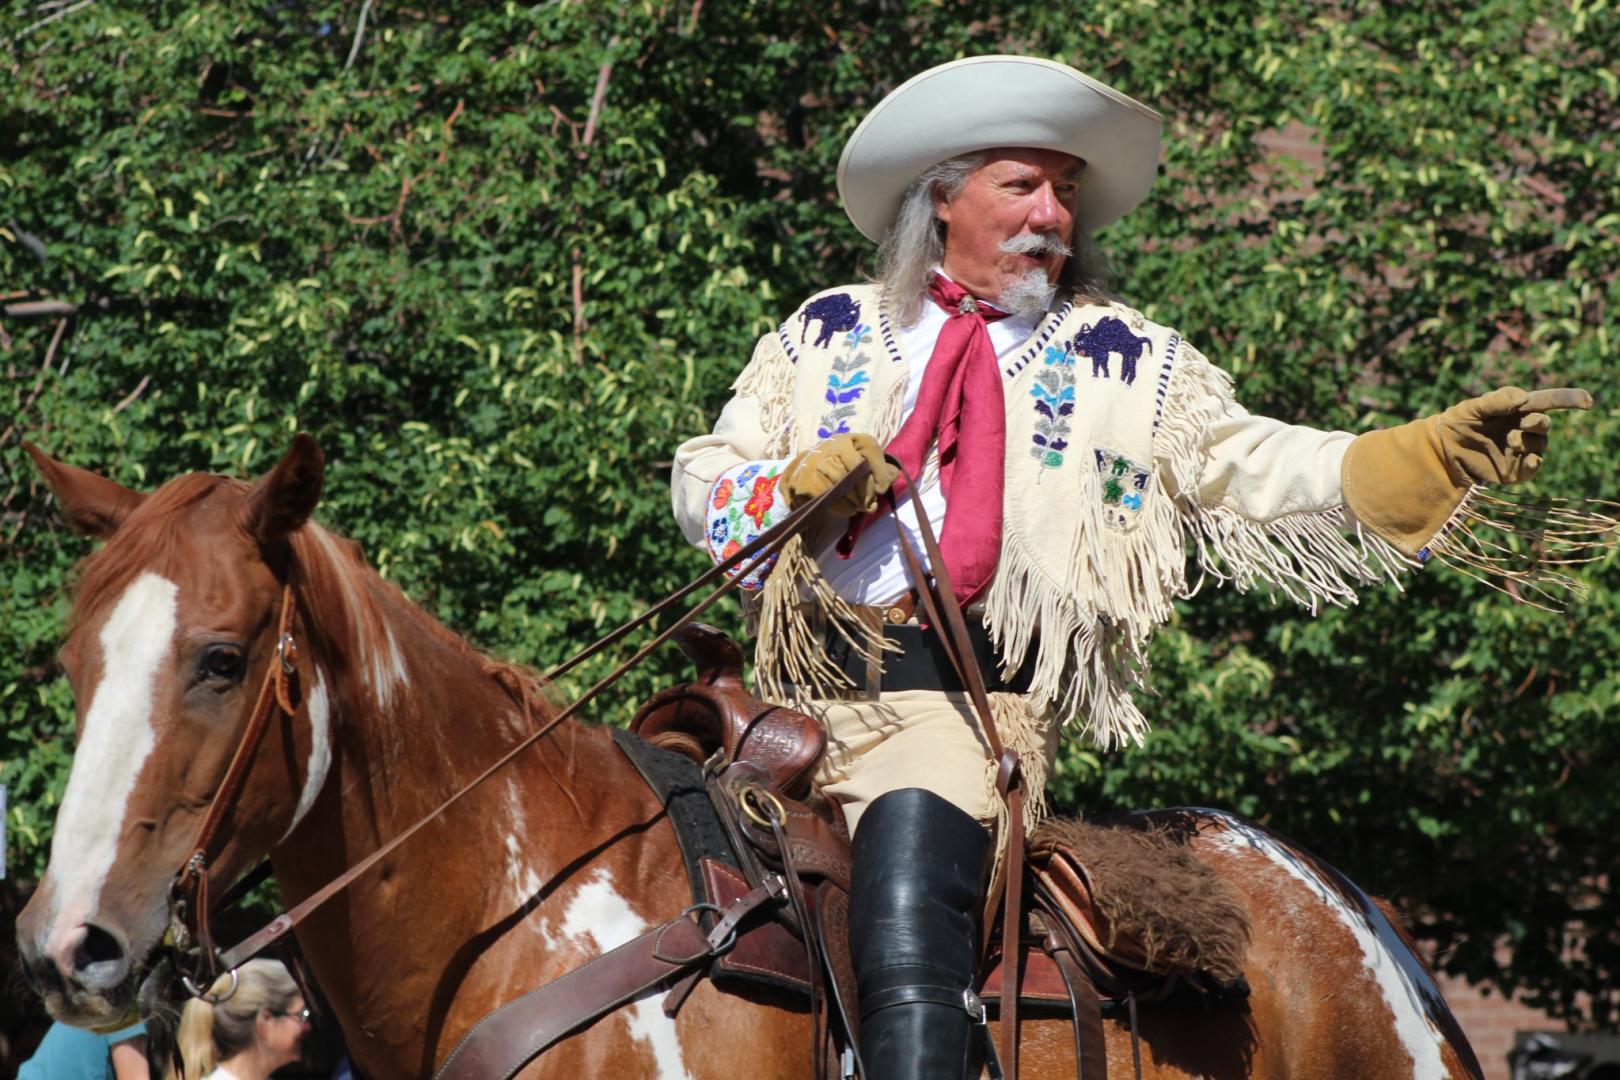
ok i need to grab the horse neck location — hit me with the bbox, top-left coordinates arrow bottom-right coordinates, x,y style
308,548 -> 594,827
265,548 -> 658,1067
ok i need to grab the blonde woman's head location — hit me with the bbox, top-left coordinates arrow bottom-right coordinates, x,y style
172,958 -> 307,1080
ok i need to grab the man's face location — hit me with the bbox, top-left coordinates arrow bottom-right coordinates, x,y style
934,148 -> 1083,304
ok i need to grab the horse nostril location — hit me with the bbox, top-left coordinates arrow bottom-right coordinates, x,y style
79,923 -> 125,966
72,923 -> 131,989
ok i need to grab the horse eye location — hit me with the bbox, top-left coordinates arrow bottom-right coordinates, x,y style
198,645 -> 246,684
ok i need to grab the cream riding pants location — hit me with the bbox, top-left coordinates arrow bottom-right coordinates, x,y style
807,689 -> 1061,837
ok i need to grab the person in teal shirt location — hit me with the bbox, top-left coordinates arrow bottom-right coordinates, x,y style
18,1020 -> 149,1080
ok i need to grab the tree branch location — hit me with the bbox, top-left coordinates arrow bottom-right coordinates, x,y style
1,316 -> 68,447
111,373 -> 151,414
581,49 -> 616,149
572,41 -> 619,362
344,0 -> 375,72
7,0 -> 95,45
4,300 -> 78,318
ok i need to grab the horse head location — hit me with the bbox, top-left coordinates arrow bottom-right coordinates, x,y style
17,436 -> 328,1028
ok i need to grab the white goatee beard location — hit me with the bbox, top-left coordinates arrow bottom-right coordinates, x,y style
998,267 -> 1058,318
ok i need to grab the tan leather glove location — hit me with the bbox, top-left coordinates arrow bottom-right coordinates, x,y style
1342,386 -> 1592,555
779,433 -> 899,517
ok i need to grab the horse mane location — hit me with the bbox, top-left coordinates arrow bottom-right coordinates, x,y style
287,520 -> 554,722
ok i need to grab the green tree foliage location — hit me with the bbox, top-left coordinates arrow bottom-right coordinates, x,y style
3,0 -> 1617,1025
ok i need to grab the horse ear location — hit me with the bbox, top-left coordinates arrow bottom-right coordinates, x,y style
242,434 -> 326,547
23,442 -> 146,538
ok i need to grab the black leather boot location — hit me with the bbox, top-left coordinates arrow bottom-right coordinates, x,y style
849,787 -> 992,1080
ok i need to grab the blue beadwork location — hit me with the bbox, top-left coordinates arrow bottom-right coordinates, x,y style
815,321 -> 875,439
1029,345 -> 1077,469
799,293 -> 862,349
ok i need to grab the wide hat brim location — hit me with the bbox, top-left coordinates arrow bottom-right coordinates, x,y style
837,56 -> 1164,243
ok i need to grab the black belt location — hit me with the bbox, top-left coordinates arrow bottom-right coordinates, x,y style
823,614 -> 1036,696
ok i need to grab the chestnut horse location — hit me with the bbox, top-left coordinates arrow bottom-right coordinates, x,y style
17,436 -> 1483,1079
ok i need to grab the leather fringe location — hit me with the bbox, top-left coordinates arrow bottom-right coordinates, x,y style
1423,488 -> 1619,611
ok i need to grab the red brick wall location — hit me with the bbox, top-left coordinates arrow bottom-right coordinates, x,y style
1438,972 -> 1565,1080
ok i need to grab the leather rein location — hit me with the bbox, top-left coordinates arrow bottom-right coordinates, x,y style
166,465 -> 883,990
883,467 -> 1027,1078
166,459 -> 1028,1075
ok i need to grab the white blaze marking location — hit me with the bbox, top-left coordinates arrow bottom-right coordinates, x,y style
561,871 -> 694,1080
279,669 -> 332,843
47,573 -> 177,927
1210,818 -> 1448,1079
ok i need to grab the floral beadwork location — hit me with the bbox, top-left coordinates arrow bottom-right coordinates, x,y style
705,459 -> 790,589
1029,345 -> 1077,470
815,323 -> 876,439
1092,447 -> 1152,531
743,472 -> 781,527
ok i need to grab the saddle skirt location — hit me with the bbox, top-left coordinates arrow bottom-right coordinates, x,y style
623,624 -> 1251,1017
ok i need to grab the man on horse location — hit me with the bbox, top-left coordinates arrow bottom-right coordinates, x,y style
673,55 -> 1592,1078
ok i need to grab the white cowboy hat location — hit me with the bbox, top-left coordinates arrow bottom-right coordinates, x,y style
837,55 -> 1164,242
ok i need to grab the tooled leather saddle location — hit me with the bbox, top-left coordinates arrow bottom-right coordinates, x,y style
621,623 -> 1241,1079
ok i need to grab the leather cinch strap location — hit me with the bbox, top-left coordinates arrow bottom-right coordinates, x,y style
1044,929 -> 1109,1080
432,878 -> 785,1080
172,582 -> 299,974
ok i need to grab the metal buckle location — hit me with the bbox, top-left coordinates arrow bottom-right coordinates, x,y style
737,783 -> 786,828
681,902 -> 739,956
277,632 -> 298,674
181,962 -> 237,1003
165,905 -> 193,953
971,987 -> 1006,1079
761,872 -> 787,900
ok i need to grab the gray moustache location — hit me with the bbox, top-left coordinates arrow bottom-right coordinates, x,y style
1000,233 -> 1073,259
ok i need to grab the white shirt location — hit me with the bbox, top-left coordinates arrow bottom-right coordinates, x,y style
815,302 -> 1041,604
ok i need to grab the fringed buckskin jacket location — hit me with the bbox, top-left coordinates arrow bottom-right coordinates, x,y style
673,284 -> 1412,749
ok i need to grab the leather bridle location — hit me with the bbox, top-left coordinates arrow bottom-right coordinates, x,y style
169,580 -> 300,1000
884,468 -> 1026,1077
164,460 -> 1027,1076
168,466 -> 883,983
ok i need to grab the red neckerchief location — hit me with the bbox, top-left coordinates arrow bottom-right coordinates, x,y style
841,273 -> 1009,605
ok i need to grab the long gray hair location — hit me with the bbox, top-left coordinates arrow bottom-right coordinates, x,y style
874,152 -> 1114,324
